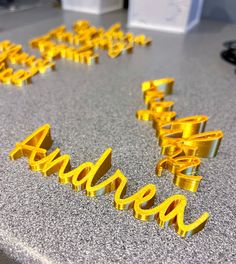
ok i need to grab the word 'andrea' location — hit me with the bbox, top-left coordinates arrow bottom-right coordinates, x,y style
10,124 -> 209,238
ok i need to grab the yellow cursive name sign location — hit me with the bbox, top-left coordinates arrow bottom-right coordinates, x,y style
9,124 -> 209,237
1,21 -> 151,87
0,40 -> 55,87
29,20 -> 151,64
136,78 -> 224,192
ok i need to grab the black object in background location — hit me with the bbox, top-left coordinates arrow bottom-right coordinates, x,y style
221,40 -> 236,73
123,0 -> 129,9
0,0 -> 14,6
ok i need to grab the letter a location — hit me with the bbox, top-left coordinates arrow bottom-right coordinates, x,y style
9,124 -> 52,161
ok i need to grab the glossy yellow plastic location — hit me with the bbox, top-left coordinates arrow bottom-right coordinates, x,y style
108,23 -> 121,33
136,109 -> 155,121
136,109 -> 177,123
0,39 -> 55,87
0,62 -> 6,72
73,20 -> 90,32
123,32 -> 134,43
11,52 -> 29,65
86,54 -> 99,65
38,41 -> 55,53
134,35 -> 152,46
29,35 -> 51,48
108,43 -> 123,58
183,130 -> 224,158
48,25 -> 66,38
142,78 -> 175,95
0,53 -> 8,64
80,51 -> 93,64
122,43 -> 133,54
149,101 -> 174,115
111,31 -> 124,41
0,40 -> 11,51
5,44 -> 22,59
0,68 -> 13,84
42,46 -> 62,60
157,115 -> 208,141
136,78 -> 224,192
34,59 -> 56,73
144,90 -> 165,104
23,56 -> 37,67
157,115 -> 223,192
9,124 -> 209,238
28,21 -> 152,68
59,32 -> 74,44
11,69 -> 31,87
157,156 -> 202,192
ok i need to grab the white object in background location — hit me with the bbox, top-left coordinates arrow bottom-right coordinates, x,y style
62,0 -> 123,14
128,0 -> 205,33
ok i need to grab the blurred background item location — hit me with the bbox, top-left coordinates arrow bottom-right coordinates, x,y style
0,0 -> 47,12
221,41 -> 236,73
0,0 -> 236,33
202,0 -> 236,24
61,0 -> 123,14
127,0 -> 204,33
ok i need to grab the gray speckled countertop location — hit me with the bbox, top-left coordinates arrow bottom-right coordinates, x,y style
0,6 -> 236,264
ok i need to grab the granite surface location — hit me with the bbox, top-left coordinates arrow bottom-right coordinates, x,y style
0,6 -> 236,264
